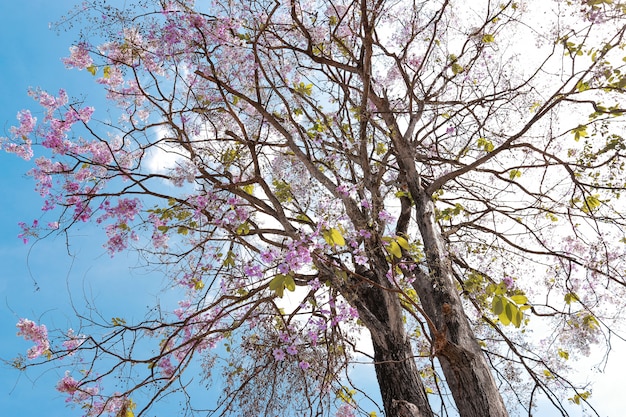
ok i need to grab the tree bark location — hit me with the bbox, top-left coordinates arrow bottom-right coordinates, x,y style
358,273 -> 434,417
409,188 -> 509,417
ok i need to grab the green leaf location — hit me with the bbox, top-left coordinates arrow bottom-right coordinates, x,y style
111,317 -> 126,326
396,236 -> 410,250
508,169 -> 522,180
510,294 -> 528,305
582,194 -> 601,213
504,302 -> 515,323
512,308 -> 523,327
558,349 -> 570,360
269,274 -> 296,298
223,251 -> 236,268
387,241 -> 402,259
330,228 -> 346,246
284,274 -> 296,292
492,295 -> 505,315
564,292 -> 579,304
236,222 -> 250,235
324,228 -> 345,247
569,391 -> 591,405
482,34 -> 495,43
571,124 -> 589,141
87,65 -> 97,76
294,82 -> 313,96
103,65 -> 111,79
477,137 -> 495,152
451,62 -> 464,75
269,274 -> 286,298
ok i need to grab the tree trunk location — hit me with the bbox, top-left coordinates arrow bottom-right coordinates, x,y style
409,188 -> 509,417
358,274 -> 434,417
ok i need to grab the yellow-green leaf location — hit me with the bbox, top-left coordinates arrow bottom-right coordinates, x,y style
330,228 -> 346,246
284,274 -> 296,292
388,241 -> 402,259
582,194 -> 601,213
492,295 -> 505,316
512,308 -> 523,327
396,236 -> 410,250
482,34 -> 495,43
571,124 -> 589,141
87,65 -> 97,76
103,65 -> 111,79
477,137 -> 495,152
508,169 -> 522,180
510,294 -> 528,305
564,292 -> 579,304
269,275 -> 286,298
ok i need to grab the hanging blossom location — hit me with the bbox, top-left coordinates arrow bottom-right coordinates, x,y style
16,318 -> 50,359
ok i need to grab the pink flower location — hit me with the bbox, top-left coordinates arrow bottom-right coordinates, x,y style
378,210 -> 395,224
62,328 -> 86,354
62,43 -> 93,69
16,318 -> 50,359
298,361 -> 310,370
272,348 -> 286,361
502,276 -> 515,289
286,345 -> 298,355
56,371 -> 79,396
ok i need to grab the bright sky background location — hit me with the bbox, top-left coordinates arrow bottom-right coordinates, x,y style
0,2 -> 624,417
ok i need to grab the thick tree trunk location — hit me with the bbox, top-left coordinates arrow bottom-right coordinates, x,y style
408,188 -> 509,417
367,90 -> 508,417
357,274 -> 434,417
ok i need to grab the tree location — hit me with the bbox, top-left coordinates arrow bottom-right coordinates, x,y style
3,0 -> 626,416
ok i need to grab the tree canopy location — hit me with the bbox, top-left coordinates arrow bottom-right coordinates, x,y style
3,0 -> 626,416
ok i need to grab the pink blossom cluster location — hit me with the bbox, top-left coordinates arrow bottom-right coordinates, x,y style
1,109 -> 35,160
16,318 -> 50,359
62,43 -> 93,69
56,372 -> 133,417
62,328 -> 86,355
335,403 -> 357,417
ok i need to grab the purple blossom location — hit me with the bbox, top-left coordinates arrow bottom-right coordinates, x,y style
502,276 -> 515,289
378,210 -> 395,224
286,345 -> 298,355
261,250 -> 275,263
355,255 -> 368,266
272,348 -> 286,361
298,361 -> 310,370
336,184 -> 351,197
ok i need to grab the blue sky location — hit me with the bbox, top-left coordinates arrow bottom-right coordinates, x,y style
0,2 -> 623,417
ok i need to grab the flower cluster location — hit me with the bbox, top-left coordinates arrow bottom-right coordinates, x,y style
16,318 -> 50,359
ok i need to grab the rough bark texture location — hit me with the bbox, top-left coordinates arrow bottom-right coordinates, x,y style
409,189 -> 509,417
368,84 -> 510,417
358,276 -> 434,417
